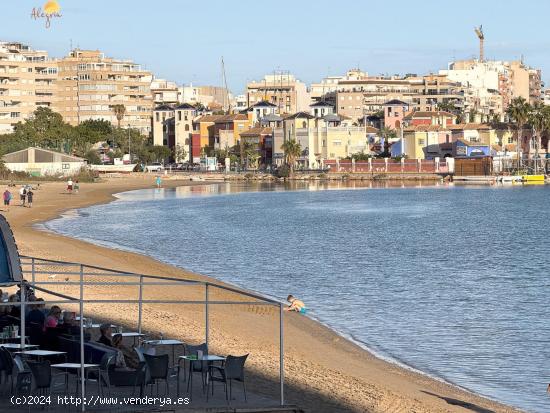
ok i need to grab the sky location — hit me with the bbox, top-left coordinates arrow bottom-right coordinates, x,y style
1,0 -> 550,93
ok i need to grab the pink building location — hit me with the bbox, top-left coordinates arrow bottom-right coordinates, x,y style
383,99 -> 409,129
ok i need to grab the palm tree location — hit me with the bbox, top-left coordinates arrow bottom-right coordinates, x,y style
527,102 -> 550,173
281,139 -> 302,176
506,97 -> 531,166
111,104 -> 126,129
379,127 -> 397,156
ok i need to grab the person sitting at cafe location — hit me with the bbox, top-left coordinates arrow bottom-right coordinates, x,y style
98,323 -> 113,347
112,333 -> 135,370
45,306 -> 62,329
8,294 -> 20,319
26,299 -> 46,328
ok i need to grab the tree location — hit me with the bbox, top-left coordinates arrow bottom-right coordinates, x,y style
173,144 -> 188,163
379,127 -> 397,156
281,139 -> 302,176
507,97 -> 531,165
527,102 -> 550,171
111,104 -> 126,129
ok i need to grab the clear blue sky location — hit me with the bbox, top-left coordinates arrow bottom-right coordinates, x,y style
2,0 -> 549,93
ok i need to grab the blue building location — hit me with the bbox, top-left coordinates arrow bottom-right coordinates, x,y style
453,139 -> 490,157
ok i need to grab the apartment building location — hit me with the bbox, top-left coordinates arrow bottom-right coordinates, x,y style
0,41 -> 58,134
151,78 -> 181,106
440,59 -> 542,119
55,49 -> 153,134
247,72 -> 310,114
335,69 -> 464,121
181,84 -> 230,110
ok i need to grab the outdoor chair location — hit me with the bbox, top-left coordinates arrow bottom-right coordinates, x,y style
207,354 -> 248,402
28,321 -> 44,346
27,360 -> 52,398
108,361 -> 148,396
143,353 -> 169,396
184,343 -> 208,391
12,355 -> 32,396
0,347 -> 14,393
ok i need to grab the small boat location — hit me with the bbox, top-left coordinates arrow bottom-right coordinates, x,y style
522,175 -> 545,182
497,176 -> 522,183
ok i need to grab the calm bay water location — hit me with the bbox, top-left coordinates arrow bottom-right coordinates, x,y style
44,182 -> 550,412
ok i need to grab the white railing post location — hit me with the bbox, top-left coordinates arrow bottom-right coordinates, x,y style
279,302 -> 284,406
80,264 -> 85,412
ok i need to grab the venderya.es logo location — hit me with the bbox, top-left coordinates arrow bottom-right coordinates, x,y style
31,0 -> 62,29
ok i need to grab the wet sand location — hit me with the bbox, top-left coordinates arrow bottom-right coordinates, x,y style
1,175 -> 521,413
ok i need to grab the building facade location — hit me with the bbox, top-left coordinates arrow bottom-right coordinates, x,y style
0,42 -> 58,134
55,49 -> 153,134
247,72 -> 310,114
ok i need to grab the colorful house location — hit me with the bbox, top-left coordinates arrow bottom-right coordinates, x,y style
453,139 -> 490,157
383,99 -> 409,129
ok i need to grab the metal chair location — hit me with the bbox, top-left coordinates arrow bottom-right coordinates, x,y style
12,355 -> 32,396
184,343 -> 208,393
207,354 -> 248,402
27,360 -> 52,398
143,353 -> 169,396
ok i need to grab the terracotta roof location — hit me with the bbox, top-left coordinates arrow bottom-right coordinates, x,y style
249,100 -> 277,108
404,110 -> 454,119
449,123 -> 492,131
404,125 -> 446,132
240,127 -> 273,137
214,114 -> 248,123
505,144 -> 516,151
195,115 -> 225,123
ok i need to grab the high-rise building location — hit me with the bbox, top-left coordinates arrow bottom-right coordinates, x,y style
0,41 -> 58,134
246,72 -> 310,114
55,49 -> 153,134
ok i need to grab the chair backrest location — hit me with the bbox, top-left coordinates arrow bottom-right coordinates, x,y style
143,353 -> 169,380
99,353 -> 116,371
13,355 -> 28,373
134,346 -> 155,362
27,360 -> 51,388
28,322 -> 44,346
224,354 -> 248,380
185,343 -> 208,356
0,348 -> 13,373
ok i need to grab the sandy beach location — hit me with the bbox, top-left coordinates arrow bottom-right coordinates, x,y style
0,175 -> 521,413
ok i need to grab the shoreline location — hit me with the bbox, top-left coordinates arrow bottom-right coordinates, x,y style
3,176 -> 523,413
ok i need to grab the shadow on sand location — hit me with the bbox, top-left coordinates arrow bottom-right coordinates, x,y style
421,390 -> 495,413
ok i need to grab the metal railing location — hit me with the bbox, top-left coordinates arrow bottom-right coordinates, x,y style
8,255 -> 286,411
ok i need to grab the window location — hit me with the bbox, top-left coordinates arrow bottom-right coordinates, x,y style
155,113 -> 159,122
178,111 -> 181,121
10,112 -> 19,118
418,139 -> 425,145
185,124 -> 189,131
507,137 -> 514,144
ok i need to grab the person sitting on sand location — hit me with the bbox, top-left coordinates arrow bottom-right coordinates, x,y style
98,323 -> 113,347
284,295 -> 307,313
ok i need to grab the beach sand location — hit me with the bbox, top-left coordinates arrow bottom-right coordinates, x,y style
1,175 -> 521,413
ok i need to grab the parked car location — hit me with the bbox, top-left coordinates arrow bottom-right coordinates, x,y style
145,162 -> 164,172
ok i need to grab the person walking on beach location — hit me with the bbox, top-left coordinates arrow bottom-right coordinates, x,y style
3,189 -> 12,211
285,294 -> 307,313
26,189 -> 33,208
74,180 -> 79,194
19,186 -> 26,207
155,175 -> 162,188
67,179 -> 73,194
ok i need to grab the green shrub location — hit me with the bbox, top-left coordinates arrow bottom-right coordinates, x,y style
276,165 -> 290,178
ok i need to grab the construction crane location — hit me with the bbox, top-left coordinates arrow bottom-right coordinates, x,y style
221,57 -> 231,114
474,25 -> 484,62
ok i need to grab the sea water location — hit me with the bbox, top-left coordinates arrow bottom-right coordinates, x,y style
44,182 -> 550,412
